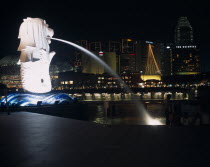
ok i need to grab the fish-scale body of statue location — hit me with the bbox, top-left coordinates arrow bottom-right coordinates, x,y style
18,18 -> 55,93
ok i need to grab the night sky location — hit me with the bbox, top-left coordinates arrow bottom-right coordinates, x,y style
0,0 -> 210,71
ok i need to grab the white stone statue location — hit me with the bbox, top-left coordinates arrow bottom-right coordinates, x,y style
18,17 -> 55,93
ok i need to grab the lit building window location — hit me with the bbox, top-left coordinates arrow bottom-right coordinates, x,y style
69,81 -> 73,84
65,81 -> 69,84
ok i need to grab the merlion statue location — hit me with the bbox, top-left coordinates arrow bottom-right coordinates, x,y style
18,17 -> 55,93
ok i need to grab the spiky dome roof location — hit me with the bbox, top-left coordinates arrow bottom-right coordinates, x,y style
0,55 -> 19,66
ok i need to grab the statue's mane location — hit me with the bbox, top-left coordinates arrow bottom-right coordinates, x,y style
18,18 -> 52,52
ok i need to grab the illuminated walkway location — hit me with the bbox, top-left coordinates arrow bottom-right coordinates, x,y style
0,112 -> 209,167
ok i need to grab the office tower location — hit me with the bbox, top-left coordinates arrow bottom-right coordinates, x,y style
172,17 -> 200,75
120,39 -> 137,72
175,17 -> 193,45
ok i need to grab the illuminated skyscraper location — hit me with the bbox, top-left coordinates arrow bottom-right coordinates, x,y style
120,39 -> 137,72
152,42 -> 173,76
175,17 -> 193,45
172,17 -> 201,75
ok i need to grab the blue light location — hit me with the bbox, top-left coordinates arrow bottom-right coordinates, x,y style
146,41 -> 154,44
0,93 -> 74,107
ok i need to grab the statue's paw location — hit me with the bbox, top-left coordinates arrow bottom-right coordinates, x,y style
50,51 -> 56,56
49,51 -> 56,62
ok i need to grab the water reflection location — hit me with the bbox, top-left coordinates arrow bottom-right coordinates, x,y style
73,92 -> 188,101
90,103 -> 166,125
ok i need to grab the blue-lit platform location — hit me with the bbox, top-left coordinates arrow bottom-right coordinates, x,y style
0,93 -> 74,106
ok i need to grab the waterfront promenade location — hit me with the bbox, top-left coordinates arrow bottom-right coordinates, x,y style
0,111 -> 209,167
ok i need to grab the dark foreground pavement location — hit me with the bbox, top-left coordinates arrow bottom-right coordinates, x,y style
0,112 -> 209,167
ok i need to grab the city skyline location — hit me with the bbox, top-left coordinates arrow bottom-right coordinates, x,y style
0,0 -> 210,71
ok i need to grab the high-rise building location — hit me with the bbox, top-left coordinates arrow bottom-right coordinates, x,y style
120,39 -> 137,72
153,42 -> 173,76
74,40 -> 120,73
107,40 -> 121,53
103,52 -> 117,73
135,40 -> 148,73
136,41 -> 162,80
175,17 -> 193,45
89,41 -> 102,51
81,51 -> 117,74
172,45 -> 200,75
172,17 -> 201,75
74,40 -> 89,72
82,51 -> 104,74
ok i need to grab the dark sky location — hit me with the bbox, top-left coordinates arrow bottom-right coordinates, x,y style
0,0 -> 210,71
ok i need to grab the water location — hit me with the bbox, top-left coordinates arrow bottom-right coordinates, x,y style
51,37 -> 162,125
88,103 -> 166,125
86,101 -> 201,126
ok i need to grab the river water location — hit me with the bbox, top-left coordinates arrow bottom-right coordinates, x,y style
85,100 -> 201,125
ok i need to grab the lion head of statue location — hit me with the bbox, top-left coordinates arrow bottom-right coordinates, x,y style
18,17 -> 54,53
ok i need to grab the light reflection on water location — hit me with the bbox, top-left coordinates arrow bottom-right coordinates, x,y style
91,103 -> 166,125
76,92 -> 189,101
89,100 -> 200,126
79,92 -> 194,125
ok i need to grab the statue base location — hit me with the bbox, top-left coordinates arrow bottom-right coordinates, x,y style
0,93 -> 74,107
